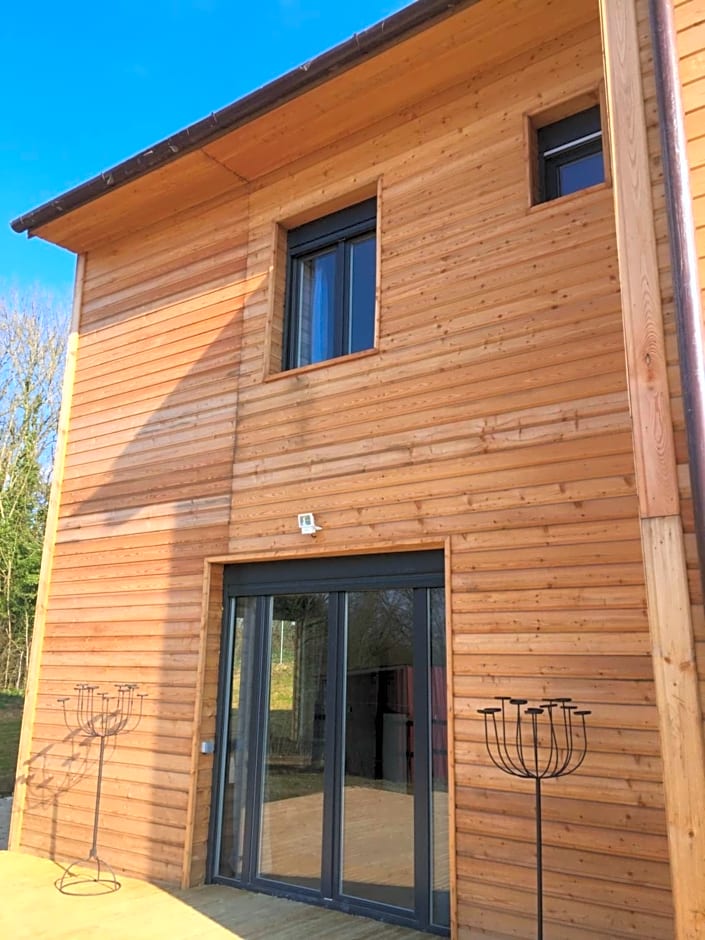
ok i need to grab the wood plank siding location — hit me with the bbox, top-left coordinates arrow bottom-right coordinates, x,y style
201,10 -> 673,937
11,0 -> 705,937
15,189 -> 251,884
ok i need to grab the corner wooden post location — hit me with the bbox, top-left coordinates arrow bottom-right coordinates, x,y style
9,255 -> 85,850
181,559 -> 217,889
599,2 -> 705,936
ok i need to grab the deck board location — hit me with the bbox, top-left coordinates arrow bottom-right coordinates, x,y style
0,851 -> 424,940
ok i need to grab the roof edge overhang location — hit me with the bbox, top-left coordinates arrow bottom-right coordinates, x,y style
11,0 -> 476,236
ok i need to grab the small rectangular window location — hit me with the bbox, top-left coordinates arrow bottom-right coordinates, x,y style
284,198 -> 376,371
536,105 -> 604,203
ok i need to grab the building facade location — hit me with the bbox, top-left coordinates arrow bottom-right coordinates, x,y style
10,1 -> 705,937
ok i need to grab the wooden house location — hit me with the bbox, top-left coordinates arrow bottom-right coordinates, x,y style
9,0 -> 705,936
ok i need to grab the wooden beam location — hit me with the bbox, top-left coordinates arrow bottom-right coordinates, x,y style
599,2 -> 705,937
181,559 -> 219,889
642,517 -> 705,938
599,0 -> 678,519
444,539 -> 458,939
9,255 -> 86,849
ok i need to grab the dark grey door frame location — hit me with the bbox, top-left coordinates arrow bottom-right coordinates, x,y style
209,551 -> 448,935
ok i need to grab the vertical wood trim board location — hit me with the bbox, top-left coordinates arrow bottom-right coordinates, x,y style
443,537 -> 458,939
600,2 -> 705,936
181,558 -> 216,889
599,0 -> 679,519
9,255 -> 86,849
641,516 -> 705,939
188,562 -> 227,888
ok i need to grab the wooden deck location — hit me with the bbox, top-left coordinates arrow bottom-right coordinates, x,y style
0,851 -> 425,940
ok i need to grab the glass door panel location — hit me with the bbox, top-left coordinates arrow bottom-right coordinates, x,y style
258,593 -> 328,890
218,596 -> 257,880
214,553 -> 448,934
342,588 -> 415,910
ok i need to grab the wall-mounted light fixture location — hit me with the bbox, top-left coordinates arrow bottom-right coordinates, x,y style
297,512 -> 322,535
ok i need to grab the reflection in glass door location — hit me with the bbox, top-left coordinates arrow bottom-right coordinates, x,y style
217,595 -> 258,882
211,553 -> 449,934
342,588 -> 415,909
258,594 -> 328,889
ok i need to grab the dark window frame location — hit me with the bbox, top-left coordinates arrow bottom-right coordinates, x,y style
283,198 -> 377,371
536,105 -> 604,203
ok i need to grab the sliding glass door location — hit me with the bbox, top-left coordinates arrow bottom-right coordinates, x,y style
211,552 -> 449,934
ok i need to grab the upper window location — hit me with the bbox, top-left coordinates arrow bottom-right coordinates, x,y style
283,198 -> 377,371
536,105 -> 604,203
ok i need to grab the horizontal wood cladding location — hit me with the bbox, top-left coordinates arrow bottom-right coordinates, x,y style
30,3 -> 597,255
17,185 -> 249,881
196,12 -> 674,939
203,2 -> 597,185
18,4 -> 687,939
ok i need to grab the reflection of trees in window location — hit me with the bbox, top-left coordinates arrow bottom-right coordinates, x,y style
430,588 -> 445,663
347,589 -> 414,670
269,594 -> 328,766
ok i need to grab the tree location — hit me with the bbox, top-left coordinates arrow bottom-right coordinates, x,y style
0,288 -> 68,690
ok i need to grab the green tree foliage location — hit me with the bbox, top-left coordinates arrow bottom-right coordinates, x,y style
0,289 -> 68,690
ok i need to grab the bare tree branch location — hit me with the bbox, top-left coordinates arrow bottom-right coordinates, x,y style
0,285 -> 69,690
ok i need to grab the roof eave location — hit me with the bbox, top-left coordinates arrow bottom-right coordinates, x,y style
11,0 -> 473,236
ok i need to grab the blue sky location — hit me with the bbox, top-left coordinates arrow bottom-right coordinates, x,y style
2,0 -> 407,302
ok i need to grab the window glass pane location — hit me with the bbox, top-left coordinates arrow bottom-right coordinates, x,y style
258,593 -> 328,891
347,234 -> 376,354
218,596 -> 257,880
430,587 -> 450,928
558,150 -> 604,196
342,588 -> 415,910
295,249 -> 337,366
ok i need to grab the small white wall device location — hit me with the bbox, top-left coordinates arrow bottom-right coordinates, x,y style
297,512 -> 322,535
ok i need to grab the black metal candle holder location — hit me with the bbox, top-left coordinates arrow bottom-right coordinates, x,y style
478,696 -> 590,940
57,683 -> 146,894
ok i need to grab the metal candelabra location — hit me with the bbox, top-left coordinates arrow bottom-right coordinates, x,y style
478,697 -> 590,940
57,683 -> 146,894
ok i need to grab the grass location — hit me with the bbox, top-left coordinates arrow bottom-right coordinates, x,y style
0,692 -> 24,796
269,662 -> 294,709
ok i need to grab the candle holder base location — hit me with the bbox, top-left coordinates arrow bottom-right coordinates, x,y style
57,854 -> 121,895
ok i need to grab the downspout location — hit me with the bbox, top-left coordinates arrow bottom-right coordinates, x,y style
649,0 -> 705,601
